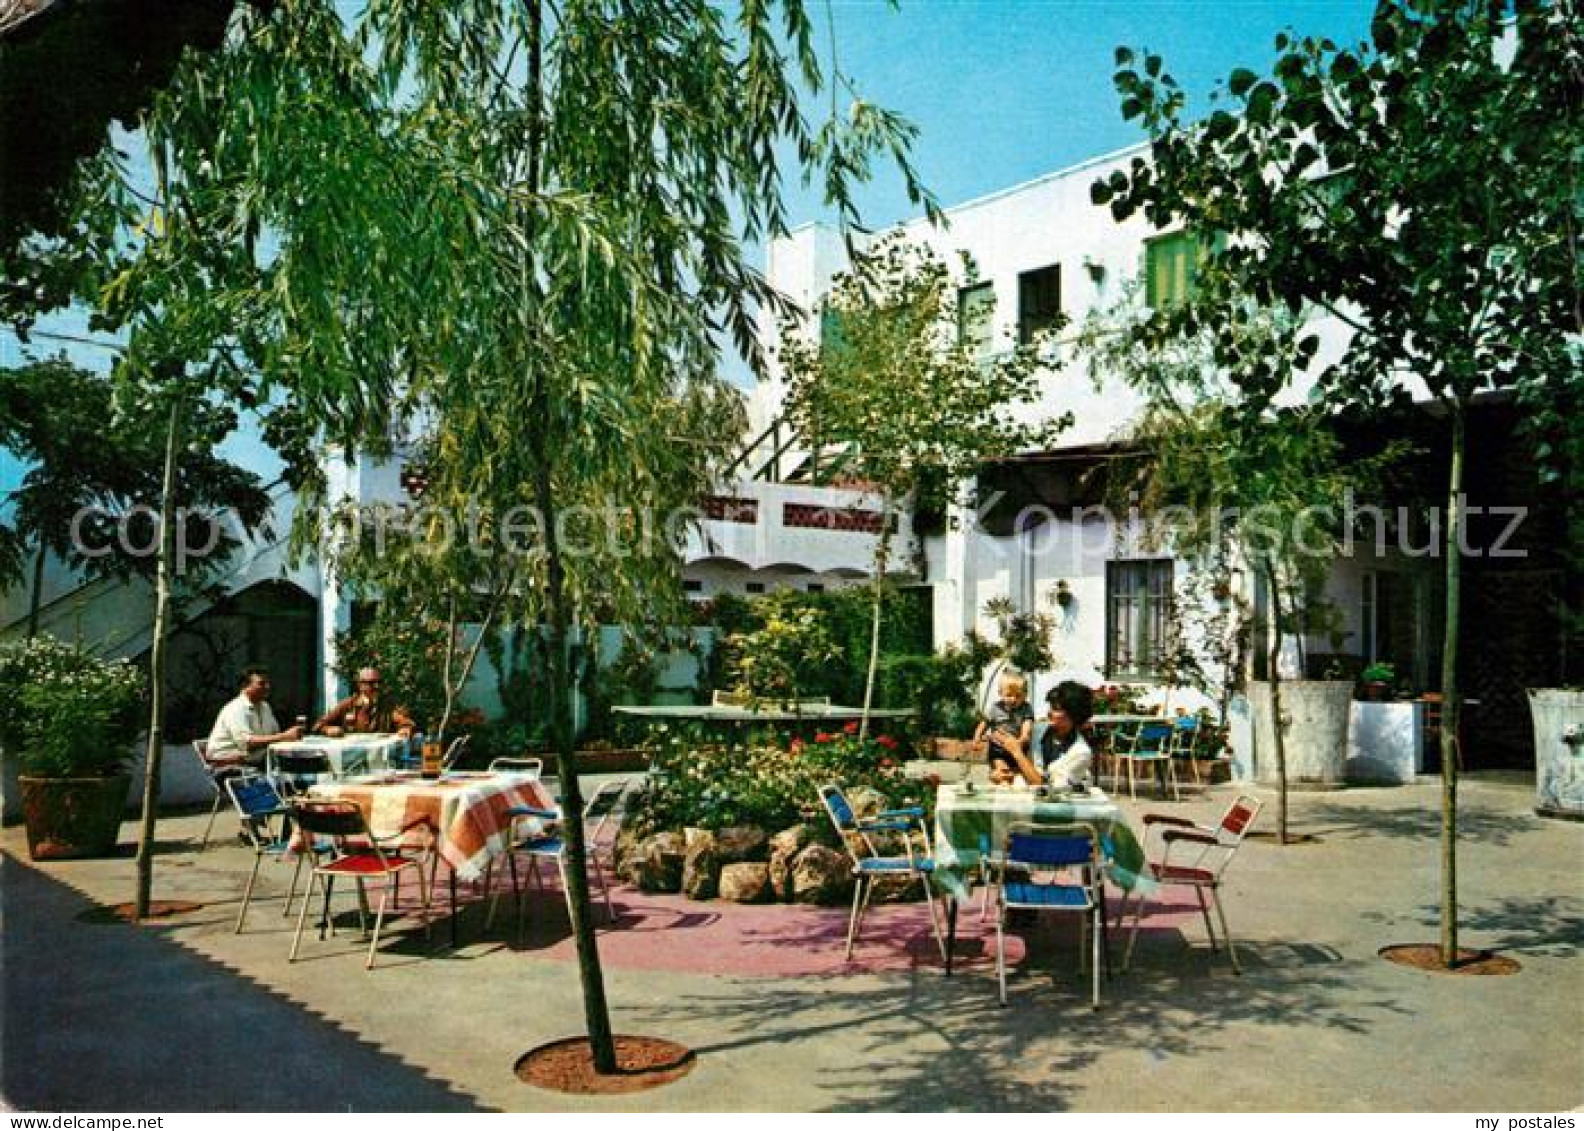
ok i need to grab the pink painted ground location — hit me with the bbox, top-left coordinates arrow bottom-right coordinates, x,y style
438,875 -> 1199,978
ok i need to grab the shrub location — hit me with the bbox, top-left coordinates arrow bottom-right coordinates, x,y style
633,721 -> 924,834
0,636 -> 144,777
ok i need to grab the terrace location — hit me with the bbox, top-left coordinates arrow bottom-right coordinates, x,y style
3,772 -> 1578,1112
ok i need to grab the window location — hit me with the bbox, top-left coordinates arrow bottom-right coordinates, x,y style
745,581 -> 766,595
1106,559 -> 1173,679
819,303 -> 849,360
1017,264 -> 1061,343
957,282 -> 995,358
1145,231 -> 1197,309
806,583 -> 825,593
683,579 -> 703,595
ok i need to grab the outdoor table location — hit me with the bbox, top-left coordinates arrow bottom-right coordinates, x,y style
309,769 -> 554,946
931,781 -> 1152,974
268,733 -> 409,780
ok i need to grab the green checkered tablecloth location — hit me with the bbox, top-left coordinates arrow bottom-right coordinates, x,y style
931,783 -> 1154,901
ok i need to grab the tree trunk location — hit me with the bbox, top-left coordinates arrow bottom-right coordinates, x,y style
857,519 -> 890,741
1262,558 -> 1290,845
25,542 -> 45,639
134,397 -> 182,919
1439,404 -> 1465,967
533,461 -> 617,1074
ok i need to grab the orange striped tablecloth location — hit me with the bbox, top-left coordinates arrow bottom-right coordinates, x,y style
310,771 -> 553,881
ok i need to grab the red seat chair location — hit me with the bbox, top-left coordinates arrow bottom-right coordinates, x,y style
1120,793 -> 1263,973
288,799 -> 433,970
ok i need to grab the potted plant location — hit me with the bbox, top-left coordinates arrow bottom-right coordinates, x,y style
0,637 -> 144,860
1359,661 -> 1396,702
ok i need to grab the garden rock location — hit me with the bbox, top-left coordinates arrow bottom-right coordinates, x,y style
626,831 -> 686,893
768,825 -> 812,901
714,825 -> 769,864
790,844 -> 852,905
682,832 -> 720,900
718,862 -> 772,903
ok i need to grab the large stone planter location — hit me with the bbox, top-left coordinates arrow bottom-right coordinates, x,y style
18,774 -> 131,860
1248,680 -> 1354,787
1528,689 -> 1584,820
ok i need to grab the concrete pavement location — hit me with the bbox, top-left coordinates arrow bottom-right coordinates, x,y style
2,773 -> 1580,1111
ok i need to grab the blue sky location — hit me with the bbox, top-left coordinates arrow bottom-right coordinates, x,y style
3,1 -> 1380,490
780,0 -> 1378,231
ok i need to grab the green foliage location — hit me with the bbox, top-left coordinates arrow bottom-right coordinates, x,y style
634,723 -> 916,834
979,596 -> 1058,675
332,612 -> 451,734
0,636 -> 144,777
728,595 -> 842,708
875,640 -> 987,739
0,356 -> 270,588
1361,661 -> 1397,685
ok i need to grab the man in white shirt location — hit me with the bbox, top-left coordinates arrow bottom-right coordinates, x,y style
207,666 -> 303,767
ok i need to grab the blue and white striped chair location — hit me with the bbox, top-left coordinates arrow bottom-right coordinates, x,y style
818,783 -> 945,963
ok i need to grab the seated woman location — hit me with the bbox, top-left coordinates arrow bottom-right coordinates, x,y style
976,672 -> 1042,786
1039,680 -> 1096,789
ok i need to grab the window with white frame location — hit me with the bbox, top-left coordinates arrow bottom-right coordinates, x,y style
1106,559 -> 1173,679
957,282 -> 995,358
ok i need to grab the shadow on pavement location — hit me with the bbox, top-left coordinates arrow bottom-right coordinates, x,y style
1,853 -> 489,1112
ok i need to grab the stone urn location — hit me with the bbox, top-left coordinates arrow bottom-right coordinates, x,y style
1528,689 -> 1584,820
18,774 -> 131,860
1248,680 -> 1354,787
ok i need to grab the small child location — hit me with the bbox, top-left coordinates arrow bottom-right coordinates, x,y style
975,672 -> 1037,785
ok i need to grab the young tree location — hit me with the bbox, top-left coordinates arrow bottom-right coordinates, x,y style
779,236 -> 1068,737
168,0 -> 939,1074
1092,0 -> 1580,961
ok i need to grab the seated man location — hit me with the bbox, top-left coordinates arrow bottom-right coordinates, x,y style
1039,680 -> 1096,789
314,667 -> 416,738
207,665 -> 303,768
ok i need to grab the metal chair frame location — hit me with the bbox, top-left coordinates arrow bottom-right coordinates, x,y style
992,821 -> 1108,1008
488,777 -> 631,938
1120,793 -> 1263,974
441,734 -> 471,771
818,782 -> 946,963
487,756 -> 544,779
193,739 -> 248,851
1113,721 -> 1181,801
288,799 -> 434,970
226,773 -> 321,932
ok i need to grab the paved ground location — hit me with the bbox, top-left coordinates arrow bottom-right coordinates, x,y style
2,773 -> 1580,1112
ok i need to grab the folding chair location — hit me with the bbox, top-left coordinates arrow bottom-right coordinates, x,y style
1114,720 -> 1180,801
226,774 -> 320,932
487,756 -> 543,779
992,822 -> 1107,1008
192,739 -> 248,851
289,799 -> 433,970
441,734 -> 471,771
818,783 -> 946,962
1121,793 -> 1263,974
487,778 -> 629,938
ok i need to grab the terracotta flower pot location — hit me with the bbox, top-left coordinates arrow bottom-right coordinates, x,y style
18,774 -> 130,860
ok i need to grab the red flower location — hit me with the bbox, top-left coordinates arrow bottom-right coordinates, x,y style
876,734 -> 898,750
790,738 -> 804,755
815,732 -> 834,743
879,757 -> 895,769
843,721 -> 860,735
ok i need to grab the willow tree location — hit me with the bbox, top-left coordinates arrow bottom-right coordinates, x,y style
170,0 -> 935,1073
779,236 -> 1067,737
1092,0 -> 1580,964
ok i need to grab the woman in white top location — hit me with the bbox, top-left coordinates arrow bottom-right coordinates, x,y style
1039,680 -> 1096,789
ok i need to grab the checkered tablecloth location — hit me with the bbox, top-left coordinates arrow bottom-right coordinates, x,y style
310,772 -> 553,881
932,783 -> 1153,900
